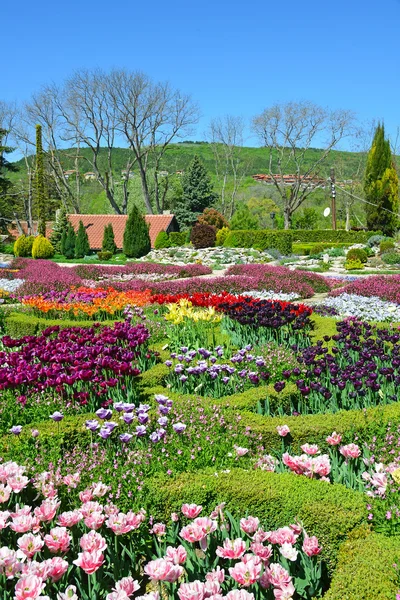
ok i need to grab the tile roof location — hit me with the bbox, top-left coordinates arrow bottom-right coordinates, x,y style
8,214 -> 177,249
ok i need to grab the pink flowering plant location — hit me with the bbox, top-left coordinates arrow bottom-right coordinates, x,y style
0,459 -> 327,600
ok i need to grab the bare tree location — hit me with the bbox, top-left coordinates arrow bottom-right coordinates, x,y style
207,115 -> 250,218
253,101 -> 355,228
24,88 -> 83,213
108,69 -> 199,214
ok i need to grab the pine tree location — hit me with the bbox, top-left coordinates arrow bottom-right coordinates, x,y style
63,223 -> 76,259
35,124 -> 47,237
50,207 -> 69,253
364,124 -> 399,236
75,220 -> 91,258
176,156 -> 217,228
123,205 -> 151,258
230,204 -> 259,230
102,224 -> 117,254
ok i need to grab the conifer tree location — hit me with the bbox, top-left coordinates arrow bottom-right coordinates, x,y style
0,128 -> 18,231
123,205 -> 151,258
35,124 -> 47,237
364,123 -> 399,235
75,220 -> 91,258
175,156 -> 217,228
63,223 -> 76,259
102,224 -> 117,254
50,207 -> 69,253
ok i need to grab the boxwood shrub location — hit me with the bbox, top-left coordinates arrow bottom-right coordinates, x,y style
144,468 -> 366,574
223,230 -> 293,255
4,312 -> 119,338
293,230 -> 382,243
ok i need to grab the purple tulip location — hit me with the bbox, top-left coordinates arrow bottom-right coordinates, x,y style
95,408 -> 113,420
137,413 -> 149,425
85,419 -> 100,432
50,411 -> 64,422
98,427 -> 112,440
135,425 -> 147,437
158,416 -> 168,426
173,422 -> 186,433
113,402 -> 126,412
10,425 -> 22,435
119,433 -> 133,443
123,413 -> 135,425
103,421 -> 118,432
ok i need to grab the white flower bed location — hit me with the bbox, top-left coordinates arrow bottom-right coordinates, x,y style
0,278 -> 24,293
320,293 -> 400,322
244,290 -> 300,301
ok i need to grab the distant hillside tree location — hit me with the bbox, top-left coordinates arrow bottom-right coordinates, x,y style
253,101 -> 355,228
35,124 -> 47,236
123,205 -> 151,258
364,123 -> 399,236
176,156 -> 217,228
75,220 -> 91,258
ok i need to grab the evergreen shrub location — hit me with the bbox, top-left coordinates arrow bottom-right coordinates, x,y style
31,236 -> 55,259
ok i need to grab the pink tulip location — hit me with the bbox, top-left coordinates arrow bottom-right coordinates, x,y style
7,475 -> 29,494
126,510 -> 146,529
0,484 -> 11,503
339,444 -> 361,459
177,581 -> 205,600
268,527 -> 298,546
114,577 -> 140,596
250,542 -> 272,562
21,560 -> 50,580
152,523 -> 166,537
84,512 -> 106,530
204,580 -> 221,597
326,432 -> 342,446
229,557 -> 262,586
34,498 -> 60,522
14,575 -> 45,600
144,558 -> 183,582
57,585 -> 78,600
91,482 -> 110,497
46,556 -> 69,582
0,510 -> 10,530
165,545 -> 187,564
106,513 -> 134,535
265,563 -> 292,588
107,592 -> 130,600
181,503 -> 203,518
276,425 -> 290,437
80,530 -> 107,552
79,489 -> 93,503
300,444 -> 319,456
73,550 -> 104,574
216,538 -> 247,559
302,535 -> 322,557
62,473 -> 80,488
44,527 -> 71,553
273,583 -> 295,600
225,590 -> 255,600
80,501 -> 103,517
57,510 -> 82,527
234,446 -> 249,457
17,533 -> 44,559
205,567 -> 225,583
240,516 -> 260,535
10,515 -> 36,534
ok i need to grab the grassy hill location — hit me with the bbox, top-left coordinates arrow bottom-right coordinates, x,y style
11,142 -> 367,181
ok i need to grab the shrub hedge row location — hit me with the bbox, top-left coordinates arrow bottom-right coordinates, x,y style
223,230 -> 293,255
4,312 -> 119,337
144,468 -> 366,574
292,229 -> 382,243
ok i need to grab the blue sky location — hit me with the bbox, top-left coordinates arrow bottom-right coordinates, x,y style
3,0 -> 400,147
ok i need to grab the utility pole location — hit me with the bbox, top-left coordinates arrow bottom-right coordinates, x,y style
330,167 -> 337,230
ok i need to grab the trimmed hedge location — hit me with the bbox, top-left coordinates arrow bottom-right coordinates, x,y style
144,468 -> 366,574
325,527 -> 400,600
293,242 -> 350,256
223,230 -> 293,255
293,230 -> 382,243
4,312 -> 119,338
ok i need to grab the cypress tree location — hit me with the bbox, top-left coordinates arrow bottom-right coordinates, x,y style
63,223 -> 76,259
123,205 -> 151,258
50,207 -> 69,253
75,220 -> 91,258
364,123 -> 399,235
35,124 -> 47,237
102,224 -> 117,254
176,156 -> 217,228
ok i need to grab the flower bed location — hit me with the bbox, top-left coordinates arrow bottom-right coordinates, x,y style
329,274 -> 400,303
316,293 -> 400,322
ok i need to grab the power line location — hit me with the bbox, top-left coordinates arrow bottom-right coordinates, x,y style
336,184 -> 399,217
